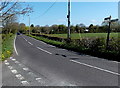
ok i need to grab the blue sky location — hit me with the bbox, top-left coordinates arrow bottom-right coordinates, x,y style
19,2 -> 118,27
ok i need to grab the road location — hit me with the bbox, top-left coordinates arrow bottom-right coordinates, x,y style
2,34 -> 120,87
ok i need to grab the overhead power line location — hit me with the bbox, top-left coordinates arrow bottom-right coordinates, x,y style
34,0 -> 57,19
40,0 -> 57,17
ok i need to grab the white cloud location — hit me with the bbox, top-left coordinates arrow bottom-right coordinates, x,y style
91,19 -> 97,23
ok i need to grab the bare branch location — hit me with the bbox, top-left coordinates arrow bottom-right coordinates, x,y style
2,2 -> 18,16
0,2 -> 9,11
1,1 -> 32,21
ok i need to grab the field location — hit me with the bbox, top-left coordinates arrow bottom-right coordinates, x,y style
47,33 -> 119,39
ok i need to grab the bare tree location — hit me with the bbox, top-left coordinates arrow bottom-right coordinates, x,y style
1,0 -> 32,22
0,0 -> 32,34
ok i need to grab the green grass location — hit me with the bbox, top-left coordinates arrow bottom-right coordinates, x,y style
1,34 -> 15,61
47,33 -> 119,39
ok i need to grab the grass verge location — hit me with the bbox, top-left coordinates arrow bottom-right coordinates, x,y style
1,34 -> 15,61
28,34 -> 64,47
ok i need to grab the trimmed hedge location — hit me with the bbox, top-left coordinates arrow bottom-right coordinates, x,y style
28,34 -> 120,62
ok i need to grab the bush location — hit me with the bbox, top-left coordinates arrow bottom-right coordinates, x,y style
109,38 -> 120,53
89,38 -> 105,52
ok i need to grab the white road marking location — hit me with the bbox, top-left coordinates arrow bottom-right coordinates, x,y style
28,42 -> 33,45
28,72 -> 34,75
57,49 -> 66,51
40,41 -> 46,44
70,60 -> 120,76
110,61 -> 120,64
21,81 -> 29,85
11,58 -> 16,61
23,37 -> 25,40
14,60 -> 19,63
36,78 -> 45,84
69,84 -> 77,86
58,81 -> 76,86
5,62 -> 9,65
37,47 -> 52,54
16,74 -> 24,80
36,78 -> 42,80
10,57 -> 13,59
8,66 -> 13,70
61,49 -> 66,51
28,72 -> 37,77
24,38 -> 28,42
11,69 -> 18,74
14,35 -> 19,55
36,78 -> 42,82
23,68 -> 29,71
49,45 -> 55,48
19,64 -> 24,67
4,60 -> 7,63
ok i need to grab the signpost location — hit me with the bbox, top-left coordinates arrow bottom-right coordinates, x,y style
104,16 -> 118,50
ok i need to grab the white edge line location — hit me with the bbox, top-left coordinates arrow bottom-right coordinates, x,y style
12,58 -> 16,61
11,69 -> 18,74
8,66 -> 13,70
49,45 -> 55,48
5,62 -> 9,65
21,81 -> 29,85
37,47 -> 52,54
110,61 -> 120,64
70,60 -> 120,76
36,78 -> 42,80
15,74 -> 24,80
14,35 -> 19,55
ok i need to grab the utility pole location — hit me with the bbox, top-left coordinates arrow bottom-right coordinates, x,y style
28,15 -> 30,35
67,0 -> 71,41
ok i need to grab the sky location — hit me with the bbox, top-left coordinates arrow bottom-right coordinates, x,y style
19,2 -> 118,27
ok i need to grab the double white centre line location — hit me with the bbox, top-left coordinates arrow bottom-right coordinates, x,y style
37,47 -> 52,55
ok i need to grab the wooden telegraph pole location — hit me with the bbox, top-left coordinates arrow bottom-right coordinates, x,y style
67,0 -> 71,42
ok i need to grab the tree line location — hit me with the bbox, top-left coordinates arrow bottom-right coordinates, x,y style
17,21 -> 120,35
2,20 -> 119,35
